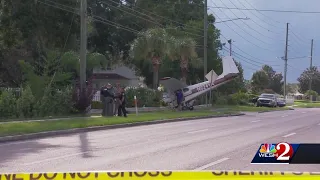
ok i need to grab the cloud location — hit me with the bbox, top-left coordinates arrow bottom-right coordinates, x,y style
208,0 -> 320,82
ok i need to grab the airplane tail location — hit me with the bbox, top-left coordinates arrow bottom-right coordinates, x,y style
221,56 -> 239,76
205,56 -> 239,82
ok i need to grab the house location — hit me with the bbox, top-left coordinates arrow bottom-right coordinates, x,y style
92,65 -> 142,89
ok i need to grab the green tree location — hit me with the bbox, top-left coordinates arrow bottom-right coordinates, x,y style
168,37 -> 198,83
130,28 -> 169,88
297,66 -> 320,94
251,70 -> 269,94
217,60 -> 245,95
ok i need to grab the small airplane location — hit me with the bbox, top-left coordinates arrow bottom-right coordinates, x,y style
159,56 -> 240,110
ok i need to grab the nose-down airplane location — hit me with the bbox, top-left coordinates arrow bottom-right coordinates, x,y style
159,56 -> 240,110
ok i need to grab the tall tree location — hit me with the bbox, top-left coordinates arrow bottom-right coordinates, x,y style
130,28 -> 169,89
297,66 -> 320,94
168,37 -> 198,83
251,70 -> 269,94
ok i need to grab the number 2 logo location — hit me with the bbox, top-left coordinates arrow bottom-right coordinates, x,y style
276,142 -> 294,161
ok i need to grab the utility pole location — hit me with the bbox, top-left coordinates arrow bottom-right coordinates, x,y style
309,39 -> 313,91
284,23 -> 289,98
80,0 -> 87,95
228,39 -> 232,56
204,0 -> 208,106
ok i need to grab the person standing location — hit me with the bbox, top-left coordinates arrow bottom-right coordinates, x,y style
114,83 -> 122,116
176,89 -> 183,111
118,88 -> 127,117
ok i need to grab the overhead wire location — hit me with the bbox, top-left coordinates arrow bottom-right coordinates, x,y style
37,0 -> 205,49
102,0 -> 204,38
38,0 -> 281,69
241,0 -> 285,26
106,0 -> 205,32
227,0 -> 283,36
207,6 -> 320,14
213,0 -> 274,47
210,1 -> 277,52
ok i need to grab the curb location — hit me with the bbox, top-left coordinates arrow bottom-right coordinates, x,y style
0,113 -> 245,143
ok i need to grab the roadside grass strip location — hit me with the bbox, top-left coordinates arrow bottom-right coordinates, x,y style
0,110 -> 236,137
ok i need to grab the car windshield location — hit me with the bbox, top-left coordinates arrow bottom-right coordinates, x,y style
260,94 -> 274,98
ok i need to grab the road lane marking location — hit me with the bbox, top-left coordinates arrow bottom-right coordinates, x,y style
283,133 -> 296,138
194,158 -> 229,170
251,120 -> 261,123
188,129 -> 208,134
302,112 -> 306,114
281,115 -> 288,117
318,123 -> 320,125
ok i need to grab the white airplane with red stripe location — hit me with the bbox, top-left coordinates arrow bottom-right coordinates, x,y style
159,56 -> 239,110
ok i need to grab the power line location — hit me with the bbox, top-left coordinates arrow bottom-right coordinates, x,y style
211,11 -> 277,53
288,24 -> 310,44
226,0 -> 283,36
208,6 -> 320,14
241,0 -> 284,25
212,0 -> 274,47
106,0 -> 205,32
38,0 -> 283,70
102,0 -> 204,38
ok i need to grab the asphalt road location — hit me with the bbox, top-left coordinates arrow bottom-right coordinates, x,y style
0,108 -> 320,173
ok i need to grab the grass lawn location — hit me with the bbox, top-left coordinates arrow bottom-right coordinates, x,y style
0,110 -> 237,137
215,105 -> 290,112
294,101 -> 320,108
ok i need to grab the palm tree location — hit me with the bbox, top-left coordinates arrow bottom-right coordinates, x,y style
168,37 -> 198,83
130,28 -> 169,89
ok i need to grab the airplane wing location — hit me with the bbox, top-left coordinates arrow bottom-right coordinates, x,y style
159,77 -> 187,92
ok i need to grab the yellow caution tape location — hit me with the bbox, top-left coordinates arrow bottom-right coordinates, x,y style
1,171 -> 320,180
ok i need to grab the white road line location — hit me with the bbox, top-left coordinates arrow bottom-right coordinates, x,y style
283,133 -> 296,138
251,120 -> 261,123
302,112 -> 306,114
194,158 -> 229,170
188,129 -> 208,134
318,123 -> 320,126
281,115 -> 288,117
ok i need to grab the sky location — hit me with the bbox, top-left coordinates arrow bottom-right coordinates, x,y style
208,0 -> 320,83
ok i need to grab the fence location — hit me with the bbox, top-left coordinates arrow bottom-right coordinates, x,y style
285,95 -> 294,105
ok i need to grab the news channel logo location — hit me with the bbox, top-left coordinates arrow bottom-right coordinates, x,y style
251,142 -> 296,164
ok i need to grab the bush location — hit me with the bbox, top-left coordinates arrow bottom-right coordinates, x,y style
214,96 -> 228,105
231,91 -> 250,105
91,101 -> 103,109
16,85 -> 35,118
125,87 -> 161,107
0,90 -> 17,118
34,86 -> 75,117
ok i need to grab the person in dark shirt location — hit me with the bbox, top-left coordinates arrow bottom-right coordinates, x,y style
176,89 -> 183,110
117,88 -> 127,117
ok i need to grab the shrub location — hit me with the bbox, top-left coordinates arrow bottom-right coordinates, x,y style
0,90 -> 17,118
214,96 -> 228,105
16,85 -> 35,118
53,86 -> 75,115
34,86 -> 75,117
231,91 -> 250,105
125,87 -> 161,107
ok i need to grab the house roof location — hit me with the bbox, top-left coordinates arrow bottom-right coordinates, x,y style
93,65 -> 138,80
92,73 -> 129,80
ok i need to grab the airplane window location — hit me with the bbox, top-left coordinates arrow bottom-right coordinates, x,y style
183,88 -> 189,92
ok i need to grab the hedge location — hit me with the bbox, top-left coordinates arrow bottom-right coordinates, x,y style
92,87 -> 166,109
0,86 -> 75,120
